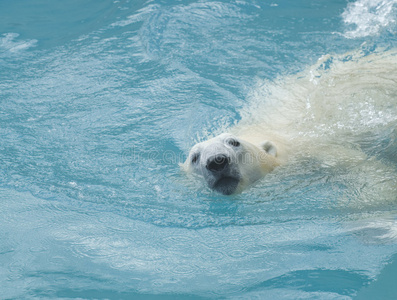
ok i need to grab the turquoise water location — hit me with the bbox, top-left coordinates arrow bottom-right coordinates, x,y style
1,0 -> 397,299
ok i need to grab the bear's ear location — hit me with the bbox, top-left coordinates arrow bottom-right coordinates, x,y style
260,141 -> 277,157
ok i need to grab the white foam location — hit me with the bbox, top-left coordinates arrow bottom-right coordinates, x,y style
342,0 -> 397,38
0,33 -> 37,53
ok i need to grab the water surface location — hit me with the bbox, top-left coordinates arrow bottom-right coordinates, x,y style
1,0 -> 397,299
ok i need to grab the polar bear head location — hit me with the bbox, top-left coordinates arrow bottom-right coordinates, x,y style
182,133 -> 280,195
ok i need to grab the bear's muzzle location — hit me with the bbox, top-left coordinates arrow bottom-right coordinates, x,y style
205,155 -> 241,195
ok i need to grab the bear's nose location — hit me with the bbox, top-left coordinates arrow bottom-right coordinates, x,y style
206,155 -> 230,172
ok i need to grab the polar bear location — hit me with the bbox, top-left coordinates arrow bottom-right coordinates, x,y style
182,49 -> 397,198
182,133 -> 279,195
182,130 -> 289,195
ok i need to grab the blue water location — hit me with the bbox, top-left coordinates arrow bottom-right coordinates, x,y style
1,0 -> 397,299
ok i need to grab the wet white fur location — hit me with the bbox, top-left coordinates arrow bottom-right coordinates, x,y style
184,49 -> 397,199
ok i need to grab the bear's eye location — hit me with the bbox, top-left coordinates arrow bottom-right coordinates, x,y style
191,153 -> 200,164
227,139 -> 240,147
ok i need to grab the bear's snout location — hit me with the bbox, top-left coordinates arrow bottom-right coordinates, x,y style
206,155 -> 231,173
204,154 -> 241,195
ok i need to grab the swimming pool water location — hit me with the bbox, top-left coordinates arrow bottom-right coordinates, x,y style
1,0 -> 397,299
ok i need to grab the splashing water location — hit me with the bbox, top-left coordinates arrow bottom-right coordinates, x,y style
342,0 -> 397,38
